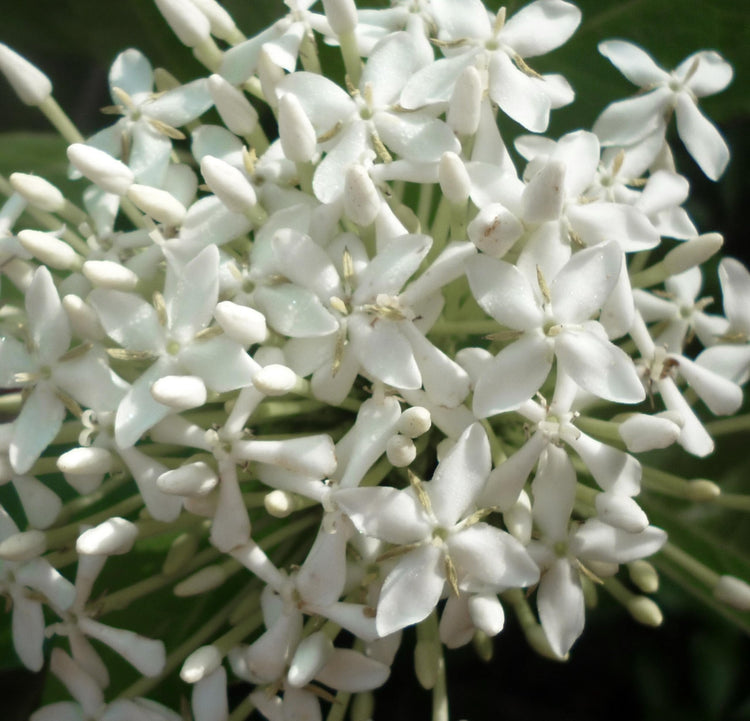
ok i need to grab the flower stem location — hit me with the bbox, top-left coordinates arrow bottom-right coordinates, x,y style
705,414 -> 750,436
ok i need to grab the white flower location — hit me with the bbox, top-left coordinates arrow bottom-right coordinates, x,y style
594,40 -> 733,180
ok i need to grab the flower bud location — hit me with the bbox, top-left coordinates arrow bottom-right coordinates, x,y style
627,560 -> 659,594
663,233 -> 723,276
344,165 -> 380,226
467,203 -> 523,258
214,300 -> 267,346
595,493 -> 649,533
396,406 -> 431,438
414,638 -> 438,690
127,184 -> 186,226
76,517 -> 138,556
257,47 -> 284,108
10,172 -> 64,212
0,44 -> 52,105
62,295 -> 106,341
713,575 -> 750,611
151,375 -> 208,410
468,593 -> 505,637
278,93 -> 317,163
264,490 -> 296,518
174,565 -> 228,597
157,462 -> 218,496
200,155 -> 257,213
82,259 -> 139,291
439,152 -> 471,204
503,490 -> 532,544
155,0 -> 211,47
322,0 -> 358,35
208,74 -> 258,135
252,364 -> 298,396
181,644 -> 222,684
287,632 -> 333,688
17,229 -> 80,270
0,529 -> 46,561
67,144 -> 134,196
386,434 -> 417,467
618,412 -> 682,452
447,65 -> 482,136
58,447 -> 113,476
626,596 -> 663,627
163,532 -> 201,575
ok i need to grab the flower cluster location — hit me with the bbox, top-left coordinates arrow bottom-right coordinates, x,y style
0,0 -> 748,719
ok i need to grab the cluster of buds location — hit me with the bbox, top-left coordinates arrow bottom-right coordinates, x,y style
0,0 -> 748,719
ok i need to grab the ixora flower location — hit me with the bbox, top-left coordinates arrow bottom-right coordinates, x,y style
0,0 -> 748,719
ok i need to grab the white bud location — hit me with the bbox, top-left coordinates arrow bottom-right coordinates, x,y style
594,493 -> 649,533
278,93 -> 317,163
467,203 -> 523,258
396,407 -> 432,438
447,65 -> 482,136
208,74 -> 258,135
503,490 -> 532,544
187,0 -> 239,42
626,596 -> 663,627
82,259 -> 139,291
67,144 -> 134,196
155,0 -> 211,47
181,644 -> 222,684
264,490 -> 296,518
288,632 -> 334,688
17,229 -> 79,270
438,152 -> 471,204
0,44 -> 52,105
174,565 -> 228,596
151,375 -> 208,411
57,447 -> 113,475
127,184 -> 186,226
468,593 -> 505,638
214,300 -> 267,346
627,560 -> 659,594
257,47 -> 284,108
663,233 -> 723,276
321,0 -> 358,35
157,462 -> 218,497
200,155 -> 257,213
714,575 -> 750,611
344,165 -> 380,226
386,434 -> 417,467
163,532 -> 200,575
62,295 -> 105,341
76,517 -> 138,556
0,529 -> 46,561
10,173 -> 64,212
252,364 -> 298,396
685,479 -> 721,501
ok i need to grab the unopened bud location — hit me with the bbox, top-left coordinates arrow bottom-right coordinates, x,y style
208,74 -> 258,135
663,233 -> 723,276
158,462 -> 218,497
174,564 -> 228,596
155,0 -> 211,47
200,155 -> 257,213
82,259 -> 139,291
10,173 -> 64,212
503,490 -> 532,545
252,364 -> 298,396
67,144 -> 134,196
181,644 -> 222,684
57,447 -> 113,476
0,529 -> 45,561
447,65 -> 482,136
62,295 -> 105,341
0,44 -> 52,105
386,434 -> 417,467
467,203 -> 523,258
595,493 -> 649,533
163,532 -> 201,575
214,301 -> 267,346
257,47 -> 284,108
626,596 -> 663,627
77,517 -> 138,556
439,151 -> 471,204
628,560 -> 659,594
18,229 -> 80,270
151,375 -> 208,410
414,639 -> 438,690
264,490 -> 296,518
188,0 -> 240,42
278,93 -> 317,162
322,0 -> 358,35
713,575 -> 750,611
685,479 -> 721,501
127,184 -> 186,226
396,406 -> 431,438
344,165 -> 380,226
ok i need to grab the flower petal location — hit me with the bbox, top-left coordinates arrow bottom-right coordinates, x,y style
537,558 -> 584,658
675,92 -> 729,180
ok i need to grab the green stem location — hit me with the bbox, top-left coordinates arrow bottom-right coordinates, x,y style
227,694 -> 256,721
658,541 -> 718,588
705,414 -> 750,437
339,31 -> 362,87
39,96 -> 84,143
429,320 -> 497,336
